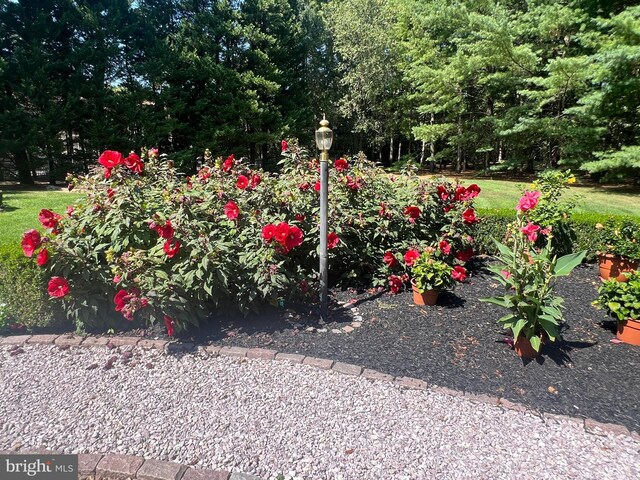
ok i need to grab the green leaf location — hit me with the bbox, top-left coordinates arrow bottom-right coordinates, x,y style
554,251 -> 586,276
512,318 -> 527,341
529,335 -> 541,352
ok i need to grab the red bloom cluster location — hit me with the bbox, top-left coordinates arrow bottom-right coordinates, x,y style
47,277 -> 70,298
224,200 -> 240,220
455,248 -> 474,262
164,315 -> 175,336
516,191 -> 541,212
39,209 -> 62,231
222,154 -> 234,172
403,206 -> 421,223
383,251 -> 398,268
163,238 -> 181,258
345,176 -> 362,190
462,208 -> 478,224
454,184 -> 481,201
236,175 -> 249,190
262,222 -> 304,254
451,266 -> 468,282
334,158 -> 348,172
439,240 -> 451,255
114,287 -> 148,321
388,274 -> 404,294
21,229 -> 42,257
152,220 -> 174,239
327,232 -> 340,249
98,150 -> 144,177
521,222 -> 541,242
37,248 -> 49,267
404,249 -> 420,266
281,140 -> 288,153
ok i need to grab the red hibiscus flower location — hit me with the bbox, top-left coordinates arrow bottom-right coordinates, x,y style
21,229 -> 42,257
465,184 -> 481,199
124,152 -> 144,173
521,222 -> 541,242
295,213 -> 306,222
462,208 -> 478,224
439,240 -> 451,255
383,251 -> 398,268
262,224 -> 276,242
327,232 -> 339,249
454,185 -> 467,202
403,206 -> 421,223
163,239 -> 181,258
47,277 -> 70,298
404,249 -> 420,266
451,266 -> 468,282
299,182 -> 310,191
98,150 -> 123,168
36,248 -> 49,266
501,270 -> 512,279
281,140 -> 288,152
38,209 -> 61,230
222,154 -> 234,172
455,248 -> 474,262
437,185 -> 449,201
250,173 -> 261,188
114,287 -> 145,321
314,181 -> 320,192
334,158 -> 348,172
275,222 -> 290,244
107,188 -> 115,199
164,315 -> 175,337
155,220 -> 174,239
284,225 -> 304,251
104,167 -> 112,179
224,200 -> 240,220
388,274 -> 404,294
236,175 -> 249,190
516,191 -> 541,212
198,167 -> 211,181
66,206 -> 74,216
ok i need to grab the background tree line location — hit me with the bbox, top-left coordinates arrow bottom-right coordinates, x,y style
1,0 -> 638,183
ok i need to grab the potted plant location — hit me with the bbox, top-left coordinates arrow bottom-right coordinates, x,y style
409,249 -> 458,306
481,190 -> 586,358
594,271 -> 640,346
595,218 -> 640,281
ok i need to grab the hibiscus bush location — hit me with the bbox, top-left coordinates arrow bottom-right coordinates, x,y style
22,142 -> 480,333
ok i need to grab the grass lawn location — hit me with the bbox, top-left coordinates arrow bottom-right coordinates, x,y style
0,190 -> 81,248
444,178 -> 640,217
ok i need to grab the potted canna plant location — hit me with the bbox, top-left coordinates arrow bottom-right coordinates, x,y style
594,270 -> 640,346
481,190 -> 586,358
595,218 -> 640,281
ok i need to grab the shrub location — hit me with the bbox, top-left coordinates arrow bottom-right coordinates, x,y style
594,271 -> 640,322
0,244 -> 62,331
593,217 -> 640,261
24,145 -> 480,333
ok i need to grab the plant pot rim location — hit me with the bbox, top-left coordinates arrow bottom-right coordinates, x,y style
597,252 -> 639,262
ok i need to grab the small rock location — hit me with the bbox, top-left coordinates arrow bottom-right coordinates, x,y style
331,329 -> 342,334
10,348 -> 25,356
305,327 -> 316,333
342,326 -> 355,333
86,363 -> 99,370
317,328 -> 328,333
145,363 -> 154,369
351,322 -> 362,328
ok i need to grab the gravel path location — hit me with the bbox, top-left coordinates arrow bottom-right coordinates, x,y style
1,344 -> 638,480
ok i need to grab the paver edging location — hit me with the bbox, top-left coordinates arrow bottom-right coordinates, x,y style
2,333 -> 639,442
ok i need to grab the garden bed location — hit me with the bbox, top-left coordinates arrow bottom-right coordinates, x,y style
167,258 -> 639,433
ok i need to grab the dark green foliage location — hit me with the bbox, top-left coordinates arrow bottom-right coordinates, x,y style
0,245 -> 64,331
594,271 -> 640,322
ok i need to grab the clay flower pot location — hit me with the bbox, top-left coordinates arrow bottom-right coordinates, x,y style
411,282 -> 439,306
617,319 -> 640,346
513,335 -> 544,359
598,253 -> 638,282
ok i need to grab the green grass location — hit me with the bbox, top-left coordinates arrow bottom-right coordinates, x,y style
0,190 -> 81,247
449,178 -> 640,217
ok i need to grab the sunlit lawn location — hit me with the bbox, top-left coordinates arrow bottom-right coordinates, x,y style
0,190 -> 81,247
442,178 -> 640,217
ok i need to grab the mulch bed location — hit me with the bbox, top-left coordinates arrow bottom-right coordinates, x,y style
178,258 -> 640,432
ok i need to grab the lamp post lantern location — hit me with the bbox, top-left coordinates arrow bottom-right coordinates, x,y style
315,116 -> 333,322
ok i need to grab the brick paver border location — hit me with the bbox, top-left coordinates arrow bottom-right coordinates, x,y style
2,333 -> 639,451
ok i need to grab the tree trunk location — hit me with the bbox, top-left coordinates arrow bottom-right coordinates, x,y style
14,149 -> 34,184
47,144 -> 55,185
389,137 -> 394,164
397,141 -> 402,163
456,116 -> 462,173
419,141 -> 426,165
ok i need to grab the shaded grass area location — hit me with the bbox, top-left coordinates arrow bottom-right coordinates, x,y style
0,190 -> 80,247
439,178 -> 640,218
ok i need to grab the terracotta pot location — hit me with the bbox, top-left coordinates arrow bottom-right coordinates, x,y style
411,282 -> 439,306
617,319 -> 640,346
513,335 -> 543,359
598,253 -> 638,282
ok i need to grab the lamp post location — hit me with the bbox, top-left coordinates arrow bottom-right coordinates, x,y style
315,116 -> 333,322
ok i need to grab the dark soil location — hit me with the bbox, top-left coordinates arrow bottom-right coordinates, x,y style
180,259 -> 640,432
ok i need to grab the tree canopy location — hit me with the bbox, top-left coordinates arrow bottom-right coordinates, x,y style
0,0 -> 638,183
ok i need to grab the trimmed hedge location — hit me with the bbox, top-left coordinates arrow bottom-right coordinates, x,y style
0,244 -> 65,331
476,208 -> 639,261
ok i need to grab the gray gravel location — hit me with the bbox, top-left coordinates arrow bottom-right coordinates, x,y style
0,344 -> 638,480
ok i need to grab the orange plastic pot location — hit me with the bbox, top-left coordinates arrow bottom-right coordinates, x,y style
514,335 -> 543,359
411,282 -> 439,306
617,319 -> 640,346
598,253 -> 638,282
